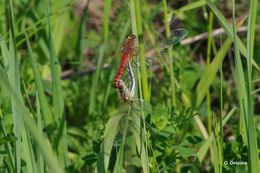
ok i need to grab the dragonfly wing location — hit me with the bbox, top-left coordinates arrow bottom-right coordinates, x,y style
151,28 -> 188,57
167,28 -> 189,46
130,46 -> 140,57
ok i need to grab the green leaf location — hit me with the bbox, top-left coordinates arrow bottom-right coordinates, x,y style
175,146 -> 196,158
196,38 -> 232,107
176,0 -> 207,12
97,113 -> 123,172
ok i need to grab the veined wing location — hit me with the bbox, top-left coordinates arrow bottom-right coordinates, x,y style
167,28 -> 189,47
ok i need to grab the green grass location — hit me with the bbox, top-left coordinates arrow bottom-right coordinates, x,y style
0,0 -> 259,172
232,0 -> 259,172
163,0 -> 177,107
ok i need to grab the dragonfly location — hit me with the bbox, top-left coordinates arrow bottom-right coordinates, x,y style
113,28 -> 192,153
114,34 -> 137,88
115,28 -> 188,101
115,47 -> 194,123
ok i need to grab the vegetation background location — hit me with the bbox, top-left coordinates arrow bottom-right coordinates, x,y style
0,0 -> 259,172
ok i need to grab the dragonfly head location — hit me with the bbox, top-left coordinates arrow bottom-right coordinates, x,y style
129,34 -> 136,40
121,34 -> 137,53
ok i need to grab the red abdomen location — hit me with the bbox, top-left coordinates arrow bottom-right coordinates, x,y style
114,34 -> 136,88
114,53 -> 130,88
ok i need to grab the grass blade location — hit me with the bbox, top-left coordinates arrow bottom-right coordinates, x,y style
97,113 -> 123,172
232,0 -> 259,172
131,0 -> 149,101
196,107 -> 236,162
196,38 -> 232,107
245,0 -> 259,171
113,110 -> 131,173
36,94 -> 45,173
163,0 -> 176,106
207,0 -> 260,71
0,66 -> 65,173
47,0 -> 64,125
6,0 -> 23,171
46,0 -> 67,166
25,32 -> 53,127
88,0 -> 112,114
52,1 -> 70,55
177,0 -> 207,13
132,113 -> 150,173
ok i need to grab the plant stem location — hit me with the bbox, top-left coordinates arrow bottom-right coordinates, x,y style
206,11 -> 213,163
132,0 -> 149,101
163,0 -> 176,106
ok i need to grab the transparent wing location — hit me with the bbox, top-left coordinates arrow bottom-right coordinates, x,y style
167,28 -> 189,46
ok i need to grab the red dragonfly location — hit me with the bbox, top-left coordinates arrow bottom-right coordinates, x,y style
115,28 -> 188,101
114,34 -> 137,88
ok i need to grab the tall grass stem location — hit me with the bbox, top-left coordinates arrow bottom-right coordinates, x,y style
163,0 -> 176,106
132,0 -> 149,101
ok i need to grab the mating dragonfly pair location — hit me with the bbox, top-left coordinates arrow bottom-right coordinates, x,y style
114,29 -> 188,101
